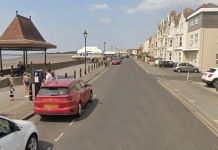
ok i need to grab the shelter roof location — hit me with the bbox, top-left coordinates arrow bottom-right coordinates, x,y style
0,13 -> 56,50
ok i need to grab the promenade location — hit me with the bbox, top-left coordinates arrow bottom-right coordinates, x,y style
0,62 -> 106,120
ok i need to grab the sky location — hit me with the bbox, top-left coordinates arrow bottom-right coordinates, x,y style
0,0 -> 217,54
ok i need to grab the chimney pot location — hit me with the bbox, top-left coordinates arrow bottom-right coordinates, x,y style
29,16 -> 31,20
16,11 -> 18,16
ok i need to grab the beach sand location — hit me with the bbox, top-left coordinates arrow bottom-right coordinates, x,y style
2,54 -> 75,69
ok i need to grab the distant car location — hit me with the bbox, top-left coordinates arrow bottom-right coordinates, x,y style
111,58 -> 121,65
202,68 -> 218,87
158,61 -> 174,67
173,62 -> 199,73
34,79 -> 93,117
121,56 -> 125,59
154,60 -> 162,66
0,116 -> 38,150
126,55 -> 129,58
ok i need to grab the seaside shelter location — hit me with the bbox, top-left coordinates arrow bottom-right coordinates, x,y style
0,11 -> 56,76
77,46 -> 103,57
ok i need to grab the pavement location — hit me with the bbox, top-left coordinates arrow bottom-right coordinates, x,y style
28,57 -> 218,150
134,57 -> 218,135
0,62 -> 106,120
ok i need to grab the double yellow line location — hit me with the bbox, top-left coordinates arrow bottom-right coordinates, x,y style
158,80 -> 218,137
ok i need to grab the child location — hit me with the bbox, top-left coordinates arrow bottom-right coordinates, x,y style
9,84 -> 15,101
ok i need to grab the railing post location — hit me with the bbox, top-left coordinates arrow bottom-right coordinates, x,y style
74,70 -> 76,79
11,65 -> 14,77
65,73 -> 67,79
80,68 -> 82,77
29,83 -> 33,101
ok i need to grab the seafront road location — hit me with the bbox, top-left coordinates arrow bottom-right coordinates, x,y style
27,58 -> 218,149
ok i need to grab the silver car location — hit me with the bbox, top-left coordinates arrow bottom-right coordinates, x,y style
173,62 -> 199,73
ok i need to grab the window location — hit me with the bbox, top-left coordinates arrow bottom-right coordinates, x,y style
179,37 -> 182,46
164,51 -> 167,58
155,51 -> 158,57
169,52 -> 172,60
0,118 -> 13,138
178,52 -> 182,62
75,82 -> 82,90
165,38 -> 167,46
180,23 -> 183,32
194,34 -> 198,43
169,40 -> 173,47
195,16 -> 199,25
216,54 -> 218,65
72,85 -> 77,93
190,19 -> 194,26
190,35 -> 193,44
156,42 -> 157,48
79,81 -> 86,88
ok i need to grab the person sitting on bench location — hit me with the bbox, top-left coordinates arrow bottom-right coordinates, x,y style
14,61 -> 25,76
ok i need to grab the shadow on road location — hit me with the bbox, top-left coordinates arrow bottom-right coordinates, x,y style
39,98 -> 99,122
38,140 -> 53,150
76,98 -> 99,122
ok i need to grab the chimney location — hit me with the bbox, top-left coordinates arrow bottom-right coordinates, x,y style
29,16 -> 31,20
16,11 -> 18,16
170,10 -> 176,20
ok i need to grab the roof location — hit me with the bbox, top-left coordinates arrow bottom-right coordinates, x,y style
43,79 -> 78,87
183,8 -> 194,18
0,13 -> 56,50
174,13 -> 181,26
77,46 -> 102,54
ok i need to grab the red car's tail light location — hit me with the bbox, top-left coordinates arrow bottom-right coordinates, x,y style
60,96 -> 72,101
208,74 -> 213,77
35,97 -> 42,101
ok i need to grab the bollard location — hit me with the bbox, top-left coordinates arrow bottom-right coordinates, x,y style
29,83 -> 33,101
74,70 -> 76,79
88,65 -> 90,73
94,63 -> 95,69
11,65 -> 14,77
48,62 -> 51,70
187,71 -> 191,82
65,73 -> 67,79
91,64 -> 93,71
80,68 -> 82,77
31,61 -> 33,64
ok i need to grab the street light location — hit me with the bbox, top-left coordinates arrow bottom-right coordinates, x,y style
111,45 -> 113,57
83,30 -> 88,75
104,42 -> 106,56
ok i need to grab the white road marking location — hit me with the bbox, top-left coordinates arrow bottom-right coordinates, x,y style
47,148 -> 51,150
157,76 -> 161,80
94,95 -> 97,97
69,120 -> 75,126
162,77 -> 166,80
55,133 -> 64,142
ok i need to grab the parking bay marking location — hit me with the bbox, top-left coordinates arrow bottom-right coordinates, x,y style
214,120 -> 218,123
189,100 -> 196,103
69,120 -> 75,126
55,133 -> 64,142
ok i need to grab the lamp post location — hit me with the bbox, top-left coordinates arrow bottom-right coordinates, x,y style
83,30 -> 88,75
104,42 -> 106,56
111,45 -> 113,57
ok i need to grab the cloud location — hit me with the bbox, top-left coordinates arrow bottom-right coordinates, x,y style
30,11 -> 37,17
122,0 -> 218,14
100,18 -> 111,24
90,4 -> 109,11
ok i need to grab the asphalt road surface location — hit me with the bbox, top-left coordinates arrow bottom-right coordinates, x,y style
30,58 -> 218,150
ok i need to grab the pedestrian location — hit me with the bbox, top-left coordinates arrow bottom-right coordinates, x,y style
44,69 -> 52,84
51,70 -> 58,80
9,84 -> 15,101
23,71 -> 30,97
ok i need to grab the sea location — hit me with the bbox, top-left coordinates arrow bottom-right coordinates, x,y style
2,54 -> 22,60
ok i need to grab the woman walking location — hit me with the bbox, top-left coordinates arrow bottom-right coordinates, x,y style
51,70 -> 58,80
23,71 -> 30,97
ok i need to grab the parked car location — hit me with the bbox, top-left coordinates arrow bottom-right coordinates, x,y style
111,58 -> 121,65
154,60 -> 162,66
202,68 -> 218,87
126,55 -> 129,58
158,61 -> 174,67
173,62 -> 199,73
0,116 -> 38,150
121,55 -> 125,59
34,79 -> 93,117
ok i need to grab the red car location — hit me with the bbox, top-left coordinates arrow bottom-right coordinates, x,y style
111,58 -> 121,65
34,79 -> 93,117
